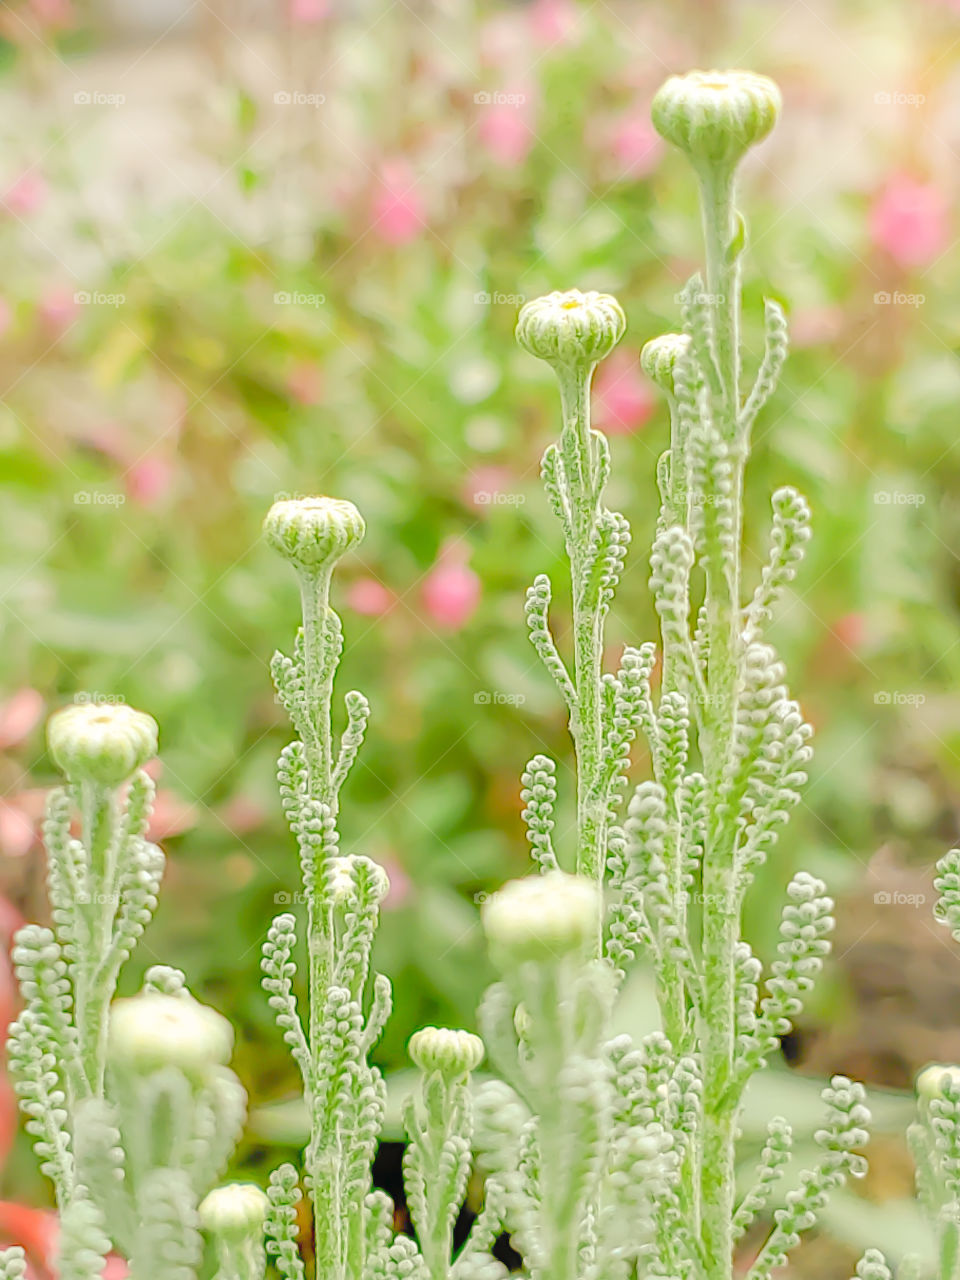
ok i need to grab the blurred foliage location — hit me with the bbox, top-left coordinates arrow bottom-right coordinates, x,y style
2,0 -> 960,1252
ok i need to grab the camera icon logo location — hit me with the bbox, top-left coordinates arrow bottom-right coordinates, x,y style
274,91 -> 292,105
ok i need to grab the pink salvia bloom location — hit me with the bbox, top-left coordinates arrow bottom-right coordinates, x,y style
610,113 -> 663,180
289,0 -> 327,22
423,554 -> 481,630
528,0 -> 579,45
126,457 -> 175,507
594,349 -> 656,434
2,171 -> 47,218
869,176 -> 950,267
0,688 -> 44,750
346,578 -> 395,617
372,162 -> 425,245
478,104 -> 535,168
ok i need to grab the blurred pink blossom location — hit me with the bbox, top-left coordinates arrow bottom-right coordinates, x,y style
126,457 -> 175,507
2,171 -> 47,218
287,362 -> 323,406
478,103 -> 535,168
38,288 -> 80,335
594,350 -> 656,434
288,0 -> 327,22
29,0 -> 74,27
0,688 -> 44,750
346,578 -> 395,617
0,298 -> 13,340
378,854 -> 412,909
371,162 -> 425,245
219,794 -> 267,836
528,0 -> 579,45
869,176 -> 950,267
423,551 -> 481,630
609,114 -> 663,180
0,800 -> 35,859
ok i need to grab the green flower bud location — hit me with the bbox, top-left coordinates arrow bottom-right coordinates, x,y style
47,702 -> 158,787
652,70 -> 781,172
198,1183 -> 269,1238
326,854 -> 390,907
108,993 -> 234,1078
515,289 -> 626,368
408,1026 -> 484,1080
640,333 -> 691,394
263,496 -> 365,575
917,1062 -> 960,1101
482,870 -> 599,965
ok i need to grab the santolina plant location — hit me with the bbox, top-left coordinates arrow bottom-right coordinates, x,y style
0,69 -> 890,1280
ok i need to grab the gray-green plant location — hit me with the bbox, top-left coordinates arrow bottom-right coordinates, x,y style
2,66 -> 879,1280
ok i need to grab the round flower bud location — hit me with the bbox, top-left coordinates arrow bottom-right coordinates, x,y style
108,993 -> 234,1078
652,70 -> 781,171
408,1026 -> 484,1080
482,870 -> 599,965
515,289 -> 626,368
47,702 -> 158,787
199,1184 -> 269,1239
325,855 -> 390,907
263,496 -> 365,575
917,1063 -> 960,1102
640,333 -> 691,393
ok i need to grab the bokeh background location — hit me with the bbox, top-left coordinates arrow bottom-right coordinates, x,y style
2,0 -> 960,1272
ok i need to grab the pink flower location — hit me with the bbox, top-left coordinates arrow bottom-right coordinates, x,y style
371,162 -> 425,246
478,104 -> 535,168
609,113 -> 663,180
346,578 -> 395,617
0,801 -> 35,859
0,298 -> 12,339
29,0 -> 73,27
2,171 -> 47,218
422,552 -> 481,630
594,350 -> 656,434
869,176 -> 950,268
287,362 -> 323,406
378,854 -> 412,909
38,287 -> 80,335
126,457 -> 175,507
528,0 -> 579,45
0,688 -> 44,750
289,0 -> 327,22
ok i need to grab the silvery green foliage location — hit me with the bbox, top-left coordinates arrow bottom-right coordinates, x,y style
498,68 -> 868,1280
0,1249 -> 26,1279
5,712 -> 257,1279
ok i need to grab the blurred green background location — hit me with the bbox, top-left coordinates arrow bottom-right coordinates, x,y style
2,0 -> 960,1270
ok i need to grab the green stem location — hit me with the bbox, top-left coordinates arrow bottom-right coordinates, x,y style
695,161 -> 745,1280
74,783 -> 117,1097
557,365 -> 607,922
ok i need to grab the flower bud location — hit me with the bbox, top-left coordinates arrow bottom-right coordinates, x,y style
47,702 -> 158,787
640,333 -> 691,394
917,1063 -> 960,1102
515,289 -> 626,368
198,1184 -> 269,1239
482,870 -> 599,965
325,855 -> 390,906
108,992 -> 234,1078
408,1026 -> 484,1080
652,70 -> 781,172
263,496 -> 365,575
